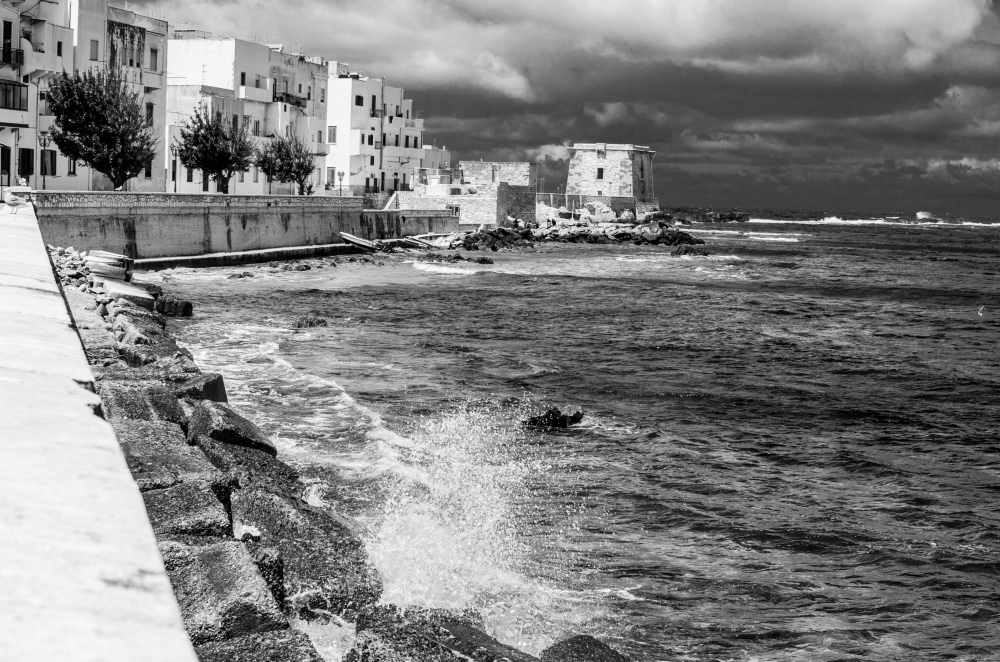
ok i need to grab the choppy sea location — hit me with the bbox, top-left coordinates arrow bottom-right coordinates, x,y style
160,218 -> 1000,661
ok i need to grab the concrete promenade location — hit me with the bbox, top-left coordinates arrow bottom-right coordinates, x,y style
0,204 -> 196,660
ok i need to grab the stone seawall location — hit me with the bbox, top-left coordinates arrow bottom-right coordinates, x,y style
0,205 -> 197,661
33,192 -> 459,261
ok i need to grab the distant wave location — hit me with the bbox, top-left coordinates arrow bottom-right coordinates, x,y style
750,216 -> 1000,227
412,262 -> 482,276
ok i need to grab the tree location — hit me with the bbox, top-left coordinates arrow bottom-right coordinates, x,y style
176,105 -> 256,194
47,68 -> 158,190
256,133 -> 316,195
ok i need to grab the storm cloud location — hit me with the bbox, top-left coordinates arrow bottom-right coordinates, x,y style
151,0 -> 1000,216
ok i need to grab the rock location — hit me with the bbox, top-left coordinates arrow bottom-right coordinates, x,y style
245,542 -> 285,605
195,629 -> 324,662
188,401 -> 277,456
540,635 -> 631,662
585,201 -> 617,224
172,372 -> 228,403
347,605 -> 536,662
142,482 -> 231,538
111,420 -> 226,492
294,264 -> 311,271
194,435 -> 302,498
671,245 -> 710,256
103,280 -> 155,310
108,301 -> 167,328
618,210 -> 635,223
155,294 -> 194,317
97,380 -> 189,431
557,206 -> 573,219
524,408 -> 585,429
227,272 -> 255,279
230,488 -> 382,619
474,257 -> 494,264
119,336 -> 199,371
293,316 -> 327,328
159,540 -> 288,645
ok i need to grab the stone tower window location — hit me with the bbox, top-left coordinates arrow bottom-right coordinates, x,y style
597,167 -> 604,180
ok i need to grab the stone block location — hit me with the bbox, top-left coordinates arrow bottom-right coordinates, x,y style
173,372 -> 228,403
194,435 -> 301,498
229,488 -> 382,619
111,419 -> 225,492
188,401 -> 276,456
195,629 -> 324,662
159,540 -> 288,645
142,482 -> 231,538
98,380 -> 188,431
155,294 -> 194,317
103,280 -> 155,310
539,635 -> 631,662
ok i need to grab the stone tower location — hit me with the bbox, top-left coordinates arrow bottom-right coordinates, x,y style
566,143 -> 655,201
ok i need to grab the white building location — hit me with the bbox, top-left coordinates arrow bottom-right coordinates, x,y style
166,31 -> 328,194
324,62 -> 450,195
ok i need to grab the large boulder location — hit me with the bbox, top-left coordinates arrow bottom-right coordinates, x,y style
172,372 -> 228,403
194,435 -> 302,498
585,201 -> 616,224
188,401 -> 277,456
111,420 -> 225,492
142,482 -> 231,538
195,629 -> 324,662
155,294 -> 194,317
346,605 -> 537,662
539,635 -> 631,662
97,380 -> 188,431
159,540 -> 288,645
229,487 -> 382,619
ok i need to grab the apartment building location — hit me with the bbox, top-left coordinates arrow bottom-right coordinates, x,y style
324,62 -> 450,195
166,31 -> 328,194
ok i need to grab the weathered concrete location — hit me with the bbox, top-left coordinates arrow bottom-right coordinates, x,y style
136,242 -> 360,270
0,203 -> 197,661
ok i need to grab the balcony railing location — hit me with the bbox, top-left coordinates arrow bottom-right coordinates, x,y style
1,43 -> 23,66
369,108 -> 383,118
272,91 -> 305,108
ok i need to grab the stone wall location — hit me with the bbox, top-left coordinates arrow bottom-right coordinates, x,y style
458,161 -> 537,192
395,191 -> 498,228
536,193 -> 638,216
496,183 -> 537,226
35,193 -> 366,259
359,209 -> 459,238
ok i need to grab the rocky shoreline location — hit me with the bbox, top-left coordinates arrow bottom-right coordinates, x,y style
50,246 -> 632,661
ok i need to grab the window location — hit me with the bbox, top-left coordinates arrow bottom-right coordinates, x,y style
369,156 -> 374,166
0,81 -> 28,111
320,88 -> 325,102
253,166 -> 259,183
413,138 -> 418,149
597,167 -> 604,180
150,48 -> 158,71
238,170 -> 245,183
307,86 -> 311,100
285,124 -> 291,138
186,167 -> 193,183
253,120 -> 260,136
355,95 -> 363,106
367,135 -> 373,146
255,74 -> 261,89
597,190 -> 603,196
41,149 -> 56,176
327,167 -> 335,182
371,95 -> 376,109
202,172 -> 209,191
406,109 -> 409,119
144,159 -> 152,179
394,135 -> 399,147
90,39 -> 98,61
56,41 -> 62,57
244,115 -> 250,130
68,159 -> 77,176
18,148 -> 32,176
128,45 -> 134,67
233,114 -> 239,130
405,136 -> 409,148
327,126 -> 336,144
317,130 -> 322,143
283,79 -> 288,93
146,103 -> 154,127
170,158 -> 176,182
381,133 -> 386,147
240,72 -> 246,86
298,83 -> 302,94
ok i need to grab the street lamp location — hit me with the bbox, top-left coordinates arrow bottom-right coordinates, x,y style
169,143 -> 178,193
337,169 -> 344,195
38,131 -> 51,190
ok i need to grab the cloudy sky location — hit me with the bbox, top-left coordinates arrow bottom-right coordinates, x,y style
152,0 -> 1000,216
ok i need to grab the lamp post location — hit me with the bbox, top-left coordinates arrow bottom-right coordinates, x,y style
38,131 -> 50,190
169,143 -> 178,193
337,169 -> 344,195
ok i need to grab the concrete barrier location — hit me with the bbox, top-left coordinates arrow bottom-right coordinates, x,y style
33,192 -> 459,261
0,203 -> 197,661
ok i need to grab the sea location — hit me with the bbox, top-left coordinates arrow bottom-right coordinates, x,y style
161,217 -> 1000,661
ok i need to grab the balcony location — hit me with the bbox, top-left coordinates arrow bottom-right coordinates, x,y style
369,108 -> 383,118
272,91 -> 305,108
1,43 -> 23,67
238,85 -> 270,103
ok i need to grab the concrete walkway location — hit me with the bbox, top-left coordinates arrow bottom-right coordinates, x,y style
0,203 -> 196,661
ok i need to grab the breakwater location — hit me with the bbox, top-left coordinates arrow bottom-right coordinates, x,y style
34,192 -> 458,260
46,241 -> 631,660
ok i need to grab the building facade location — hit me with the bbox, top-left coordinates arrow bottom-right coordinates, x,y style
166,31 -> 328,194
459,161 -> 536,191
324,62 -> 450,195
566,143 -> 655,202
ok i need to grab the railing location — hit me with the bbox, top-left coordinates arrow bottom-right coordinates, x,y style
369,108 -> 383,118
272,91 -> 305,108
1,44 -> 24,66
30,41 -> 44,54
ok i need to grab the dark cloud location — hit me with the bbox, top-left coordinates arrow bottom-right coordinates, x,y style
148,0 -> 1000,215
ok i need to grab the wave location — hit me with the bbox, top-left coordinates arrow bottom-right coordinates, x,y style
750,216 -> 1000,227
412,262 -> 482,276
